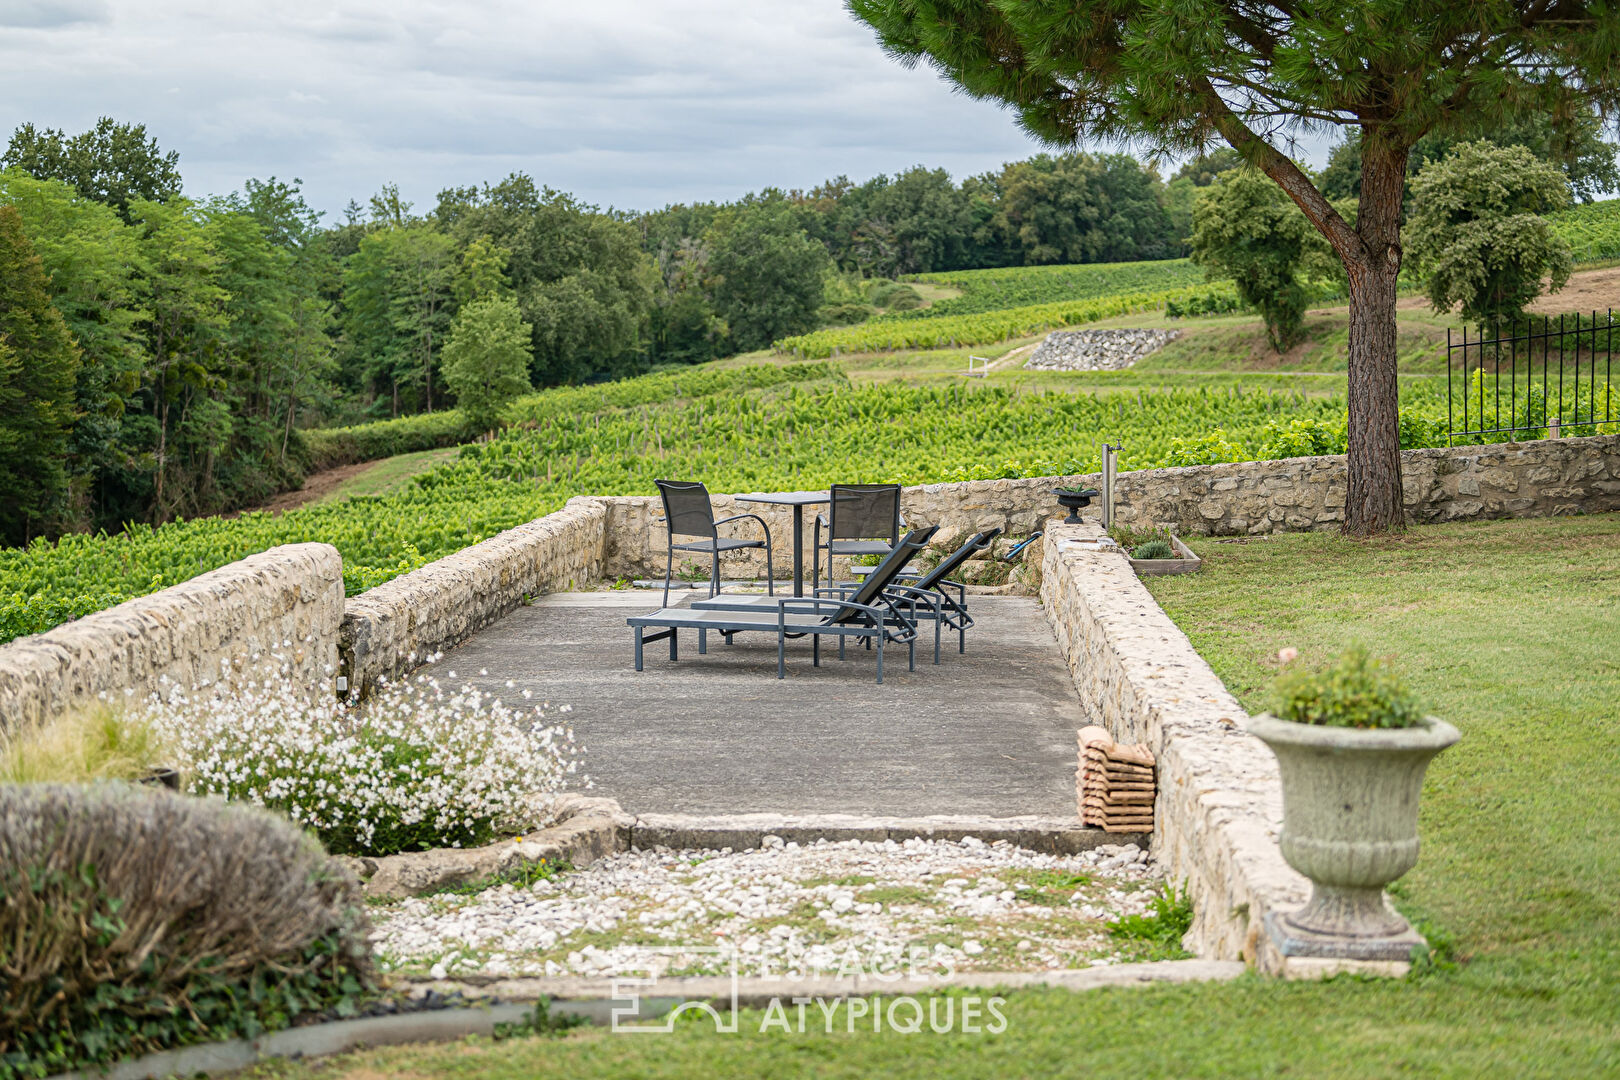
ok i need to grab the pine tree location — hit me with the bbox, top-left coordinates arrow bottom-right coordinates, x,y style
0,204 -> 80,544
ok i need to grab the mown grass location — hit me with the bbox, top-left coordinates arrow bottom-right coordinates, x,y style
318,446 -> 461,503
247,514 -> 1620,1078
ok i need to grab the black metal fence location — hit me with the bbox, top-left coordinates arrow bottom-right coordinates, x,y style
1447,311 -> 1619,444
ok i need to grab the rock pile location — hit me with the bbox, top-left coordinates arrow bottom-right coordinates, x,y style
1024,328 -> 1180,371
1078,726 -> 1156,832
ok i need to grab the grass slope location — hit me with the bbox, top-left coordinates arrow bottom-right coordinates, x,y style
243,514 -> 1620,1079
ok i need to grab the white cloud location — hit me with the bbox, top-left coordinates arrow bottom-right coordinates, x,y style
0,1 -> 1334,216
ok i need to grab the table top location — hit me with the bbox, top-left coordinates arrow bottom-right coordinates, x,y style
734,490 -> 831,506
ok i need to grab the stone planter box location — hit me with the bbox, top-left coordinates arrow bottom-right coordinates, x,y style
1127,535 -> 1202,577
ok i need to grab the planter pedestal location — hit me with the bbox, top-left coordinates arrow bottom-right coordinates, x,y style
1247,713 -> 1460,965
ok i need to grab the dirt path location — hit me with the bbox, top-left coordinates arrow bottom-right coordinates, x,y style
235,460 -> 381,517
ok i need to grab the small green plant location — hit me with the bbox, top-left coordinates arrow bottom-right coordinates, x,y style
492,998 -> 587,1040
1054,484 -> 1096,494
434,858 -> 572,897
676,562 -> 711,583
1108,523 -> 1172,550
1131,540 -> 1175,560
606,576 -> 634,590
1106,883 -> 1194,961
1271,646 -> 1423,729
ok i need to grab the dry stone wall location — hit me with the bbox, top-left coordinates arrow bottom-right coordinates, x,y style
0,544 -> 343,733
340,496 -> 608,698
6,434 -> 1615,729
1041,520 -> 1412,977
1110,432 -> 1620,536
600,475 -> 1091,581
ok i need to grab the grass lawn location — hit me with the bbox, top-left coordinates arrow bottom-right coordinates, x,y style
318,447 -> 462,503
247,514 -> 1620,1079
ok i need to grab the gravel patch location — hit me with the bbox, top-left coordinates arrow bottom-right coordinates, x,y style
371,838 -> 1165,981
1024,329 -> 1180,371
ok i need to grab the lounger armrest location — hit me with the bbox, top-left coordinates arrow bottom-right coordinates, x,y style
712,512 -> 771,537
770,595 -> 919,640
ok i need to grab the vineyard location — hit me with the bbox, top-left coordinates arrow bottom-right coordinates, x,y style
903,259 -> 1208,318
1549,197 -> 1620,264
3,360 -> 1402,643
774,283 -> 1234,359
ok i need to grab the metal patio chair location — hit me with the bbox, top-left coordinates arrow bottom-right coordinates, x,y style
812,483 -> 904,592
655,479 -> 774,607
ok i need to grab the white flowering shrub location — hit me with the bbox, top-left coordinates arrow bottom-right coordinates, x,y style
139,657 -> 584,857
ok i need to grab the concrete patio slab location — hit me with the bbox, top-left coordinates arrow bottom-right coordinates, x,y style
419,595 -> 1087,818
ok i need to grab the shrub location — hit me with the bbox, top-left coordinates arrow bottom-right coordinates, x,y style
818,301 -> 877,326
0,784 -> 372,1078
1131,539 -> 1175,560
1271,646 -> 1424,729
298,410 -> 478,472
142,665 -> 584,857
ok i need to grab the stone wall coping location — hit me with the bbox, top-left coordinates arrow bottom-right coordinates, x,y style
0,543 -> 343,731
1040,519 -> 1355,977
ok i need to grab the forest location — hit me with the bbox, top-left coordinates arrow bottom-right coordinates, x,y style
0,114 -> 1615,543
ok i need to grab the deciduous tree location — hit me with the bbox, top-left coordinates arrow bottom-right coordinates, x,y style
3,118 -> 182,223
847,0 -> 1620,535
441,296 -> 533,433
1191,169 -> 1317,351
0,205 -> 80,543
1406,142 -> 1573,328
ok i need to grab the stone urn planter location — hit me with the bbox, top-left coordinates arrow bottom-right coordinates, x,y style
1247,713 -> 1460,958
1052,487 -> 1099,524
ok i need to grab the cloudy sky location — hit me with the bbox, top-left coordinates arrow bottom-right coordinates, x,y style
0,1 -> 1325,218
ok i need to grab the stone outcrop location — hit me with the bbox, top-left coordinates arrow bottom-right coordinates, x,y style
0,544 -> 343,734
1024,328 -> 1180,371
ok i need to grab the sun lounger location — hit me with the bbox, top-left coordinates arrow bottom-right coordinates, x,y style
627,527 -> 937,683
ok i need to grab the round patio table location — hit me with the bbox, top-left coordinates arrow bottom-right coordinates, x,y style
733,490 -> 830,597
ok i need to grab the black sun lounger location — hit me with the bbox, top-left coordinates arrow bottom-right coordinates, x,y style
691,527 -> 1002,664
627,527 -> 937,683
816,527 -> 1001,657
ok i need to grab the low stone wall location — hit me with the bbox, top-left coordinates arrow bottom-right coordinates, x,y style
600,475 -> 1088,581
1110,432 -> 1620,536
0,544 -> 343,733
339,497 -> 608,698
1040,520 -> 1398,977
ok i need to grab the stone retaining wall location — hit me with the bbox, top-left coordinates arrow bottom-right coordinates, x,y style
1110,432 -> 1620,536
6,434 -> 1615,727
1040,520 -> 1413,977
339,497 -> 608,698
600,474 -> 1090,581
0,544 -> 343,733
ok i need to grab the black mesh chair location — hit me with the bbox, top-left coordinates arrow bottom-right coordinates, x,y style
812,483 -> 904,592
655,480 -> 774,607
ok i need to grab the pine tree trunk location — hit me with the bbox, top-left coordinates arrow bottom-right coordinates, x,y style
1343,136 -> 1408,537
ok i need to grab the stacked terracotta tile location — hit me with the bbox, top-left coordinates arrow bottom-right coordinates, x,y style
1077,725 -> 1155,833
